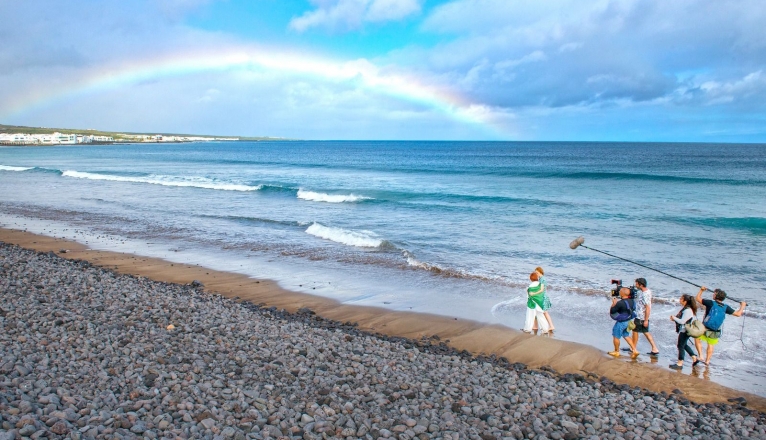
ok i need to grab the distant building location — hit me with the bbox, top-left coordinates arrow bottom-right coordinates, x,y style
0,133 -> 34,145
1,130 -> 234,145
55,133 -> 77,144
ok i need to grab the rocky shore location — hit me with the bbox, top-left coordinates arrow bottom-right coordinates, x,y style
1,242 -> 765,440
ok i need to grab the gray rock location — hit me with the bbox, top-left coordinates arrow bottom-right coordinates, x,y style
561,420 -> 579,432
0,242 -> 763,440
130,421 -> 147,433
19,424 -> 37,436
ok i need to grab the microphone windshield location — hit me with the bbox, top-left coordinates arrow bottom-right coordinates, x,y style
569,236 -> 585,250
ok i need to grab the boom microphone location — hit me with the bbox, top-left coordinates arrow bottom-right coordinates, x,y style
569,236 -> 585,249
569,236 -> 743,303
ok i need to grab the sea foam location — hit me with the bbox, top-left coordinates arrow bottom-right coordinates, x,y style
62,170 -> 262,191
305,223 -> 383,248
0,165 -> 34,171
297,189 -> 372,203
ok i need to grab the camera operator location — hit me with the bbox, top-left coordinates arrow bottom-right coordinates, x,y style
609,287 -> 639,358
632,278 -> 660,357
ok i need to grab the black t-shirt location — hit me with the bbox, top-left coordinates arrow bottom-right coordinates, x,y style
701,299 -> 735,317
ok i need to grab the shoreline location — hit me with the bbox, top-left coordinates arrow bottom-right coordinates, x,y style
2,226 -> 765,413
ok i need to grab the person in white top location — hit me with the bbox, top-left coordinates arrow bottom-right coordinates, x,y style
668,294 -> 700,370
632,278 -> 660,356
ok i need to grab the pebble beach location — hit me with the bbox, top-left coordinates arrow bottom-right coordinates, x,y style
2,240 -> 766,439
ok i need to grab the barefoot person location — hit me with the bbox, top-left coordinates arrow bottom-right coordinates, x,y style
694,286 -> 747,365
632,278 -> 660,356
531,266 -> 555,334
523,272 -> 549,335
609,287 -> 639,358
669,294 -> 699,370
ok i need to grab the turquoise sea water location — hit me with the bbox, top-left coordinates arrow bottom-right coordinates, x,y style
2,141 -> 765,394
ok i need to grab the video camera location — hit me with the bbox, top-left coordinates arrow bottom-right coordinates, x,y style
610,279 -> 638,299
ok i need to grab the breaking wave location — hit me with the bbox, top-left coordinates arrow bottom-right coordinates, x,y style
0,165 -> 34,171
297,189 -> 373,203
305,223 -> 384,248
61,170 -> 262,192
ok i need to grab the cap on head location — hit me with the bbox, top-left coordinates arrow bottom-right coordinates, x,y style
635,278 -> 647,288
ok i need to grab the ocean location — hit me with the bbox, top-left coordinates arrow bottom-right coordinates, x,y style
2,141 -> 765,395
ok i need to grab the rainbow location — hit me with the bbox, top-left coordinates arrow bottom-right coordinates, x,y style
1,44 -> 510,138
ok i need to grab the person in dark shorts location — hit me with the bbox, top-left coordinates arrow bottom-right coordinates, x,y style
632,278 -> 660,356
693,286 -> 746,365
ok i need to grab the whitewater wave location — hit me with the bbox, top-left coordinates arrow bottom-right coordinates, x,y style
305,223 -> 383,248
403,250 -> 447,273
62,170 -> 262,192
297,189 -> 372,203
402,250 -> 497,282
490,297 -> 525,315
0,165 -> 34,172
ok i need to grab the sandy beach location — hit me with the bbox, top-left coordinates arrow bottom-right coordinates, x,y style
1,227 -> 764,416
4,229 -> 766,439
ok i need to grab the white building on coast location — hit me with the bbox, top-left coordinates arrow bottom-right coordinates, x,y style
0,132 -> 114,145
1,131 -> 238,145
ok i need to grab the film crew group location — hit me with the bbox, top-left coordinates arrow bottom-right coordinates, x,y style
608,278 -> 747,369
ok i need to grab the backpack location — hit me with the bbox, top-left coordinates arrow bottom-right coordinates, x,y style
703,301 -> 727,331
685,318 -> 706,338
610,299 -> 635,322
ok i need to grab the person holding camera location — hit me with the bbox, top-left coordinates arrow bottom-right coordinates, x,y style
632,278 -> 660,356
693,286 -> 746,365
609,287 -> 639,358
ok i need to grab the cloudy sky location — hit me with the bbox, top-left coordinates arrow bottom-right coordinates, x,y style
1,0 -> 765,141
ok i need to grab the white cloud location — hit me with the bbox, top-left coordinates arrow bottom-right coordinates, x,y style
413,0 -> 766,110
289,0 -> 422,32
695,71 -> 766,106
366,0 -> 421,22
4,0 -> 766,141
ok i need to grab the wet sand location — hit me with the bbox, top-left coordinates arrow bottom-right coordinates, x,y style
1,226 -> 763,413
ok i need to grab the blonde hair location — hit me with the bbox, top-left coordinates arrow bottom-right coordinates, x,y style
535,266 -> 544,275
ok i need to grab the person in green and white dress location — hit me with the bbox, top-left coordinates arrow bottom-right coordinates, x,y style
524,271 -> 550,334
532,266 -> 555,334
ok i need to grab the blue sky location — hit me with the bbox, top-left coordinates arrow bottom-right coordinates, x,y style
1,0 -> 765,141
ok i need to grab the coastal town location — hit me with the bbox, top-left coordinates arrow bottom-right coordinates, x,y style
0,131 -> 239,145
